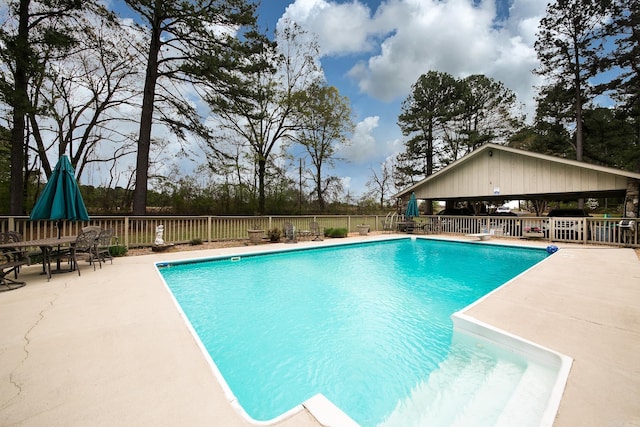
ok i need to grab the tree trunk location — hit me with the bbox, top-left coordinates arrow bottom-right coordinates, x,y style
315,162 -> 325,212
257,158 -> 266,214
9,0 -> 31,215
573,38 -> 583,162
132,13 -> 162,216
573,35 -> 584,209
427,120 -> 434,176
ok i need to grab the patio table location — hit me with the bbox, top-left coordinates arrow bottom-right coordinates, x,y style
0,236 -> 77,281
396,221 -> 416,233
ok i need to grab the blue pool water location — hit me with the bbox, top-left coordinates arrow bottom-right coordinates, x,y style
159,238 -> 548,426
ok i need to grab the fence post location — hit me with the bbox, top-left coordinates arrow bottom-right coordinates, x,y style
124,216 -> 129,248
207,216 -> 212,243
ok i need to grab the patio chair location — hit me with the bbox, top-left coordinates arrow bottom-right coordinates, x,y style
0,231 -> 30,274
53,230 -> 98,276
309,221 -> 324,241
82,225 -> 102,233
0,249 -> 28,291
0,232 -> 29,291
94,228 -> 115,268
489,225 -> 505,237
283,222 -> 297,243
422,217 -> 439,234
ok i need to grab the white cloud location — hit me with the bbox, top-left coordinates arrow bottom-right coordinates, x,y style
350,0 -> 517,98
507,0 -> 548,44
385,137 -> 404,157
285,0 -> 547,120
281,0 -> 379,55
339,175 -> 352,192
339,116 -> 382,162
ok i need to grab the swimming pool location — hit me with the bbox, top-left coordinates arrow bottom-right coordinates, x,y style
158,238 -> 554,426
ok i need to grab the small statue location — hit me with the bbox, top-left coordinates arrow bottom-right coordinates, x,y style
155,224 -> 165,246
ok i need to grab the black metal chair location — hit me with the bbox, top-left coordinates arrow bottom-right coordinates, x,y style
283,222 -> 296,243
309,221 -> 323,241
0,231 -> 29,291
94,228 -> 115,268
0,231 -> 30,277
54,230 -> 98,276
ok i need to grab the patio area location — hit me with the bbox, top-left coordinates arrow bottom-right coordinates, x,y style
1,235 -> 639,426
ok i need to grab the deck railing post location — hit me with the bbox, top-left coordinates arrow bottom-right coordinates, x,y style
124,216 -> 129,248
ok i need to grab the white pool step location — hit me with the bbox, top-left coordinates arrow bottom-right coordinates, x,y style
449,359 -> 524,427
494,363 -> 556,427
417,355 -> 498,426
378,346 -> 553,427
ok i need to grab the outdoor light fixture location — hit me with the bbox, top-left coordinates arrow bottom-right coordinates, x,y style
488,150 -> 493,157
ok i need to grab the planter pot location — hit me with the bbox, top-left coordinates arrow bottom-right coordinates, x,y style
357,225 -> 370,236
523,231 -> 544,239
247,229 -> 264,244
151,243 -> 174,252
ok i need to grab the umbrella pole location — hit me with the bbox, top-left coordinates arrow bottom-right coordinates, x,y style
52,220 -> 74,274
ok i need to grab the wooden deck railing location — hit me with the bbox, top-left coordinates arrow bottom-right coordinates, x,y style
0,215 -> 385,248
0,214 -> 637,248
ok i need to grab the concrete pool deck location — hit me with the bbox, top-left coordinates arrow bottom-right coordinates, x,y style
0,235 -> 638,426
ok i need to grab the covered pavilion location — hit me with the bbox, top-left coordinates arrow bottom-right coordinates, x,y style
395,143 -> 640,217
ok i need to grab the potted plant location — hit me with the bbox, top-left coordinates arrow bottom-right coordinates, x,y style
247,223 -> 264,244
267,228 -> 281,242
356,224 -> 370,236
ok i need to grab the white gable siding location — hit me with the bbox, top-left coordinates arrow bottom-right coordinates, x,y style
405,144 -> 638,201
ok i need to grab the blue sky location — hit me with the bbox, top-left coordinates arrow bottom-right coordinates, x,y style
252,0 -> 547,197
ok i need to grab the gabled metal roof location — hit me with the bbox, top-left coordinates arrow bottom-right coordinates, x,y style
395,143 -> 640,201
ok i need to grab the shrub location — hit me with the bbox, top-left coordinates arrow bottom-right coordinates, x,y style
190,238 -> 203,245
324,227 -> 347,238
109,245 -> 128,257
268,228 -> 281,242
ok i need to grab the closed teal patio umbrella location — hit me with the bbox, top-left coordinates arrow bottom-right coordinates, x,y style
405,192 -> 419,219
30,155 -> 90,236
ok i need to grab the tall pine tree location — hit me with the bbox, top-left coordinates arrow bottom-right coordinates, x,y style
124,0 -> 264,215
534,0 -> 612,162
396,71 -> 461,186
599,0 -> 640,171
